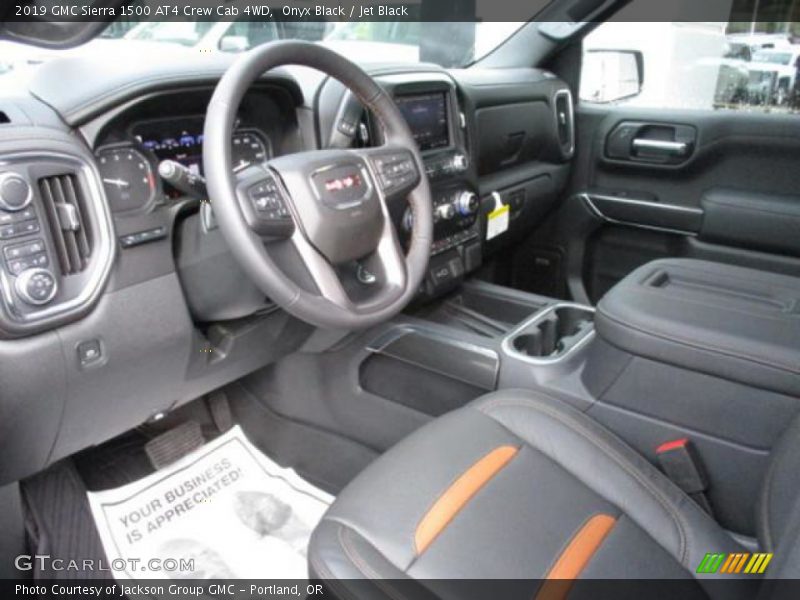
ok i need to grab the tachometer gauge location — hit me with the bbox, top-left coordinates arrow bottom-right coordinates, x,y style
231,131 -> 270,174
96,146 -> 156,213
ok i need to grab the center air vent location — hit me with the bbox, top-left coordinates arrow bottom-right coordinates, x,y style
38,173 -> 92,275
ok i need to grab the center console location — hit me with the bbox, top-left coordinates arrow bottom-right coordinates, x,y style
374,74 -> 482,298
365,280 -> 598,415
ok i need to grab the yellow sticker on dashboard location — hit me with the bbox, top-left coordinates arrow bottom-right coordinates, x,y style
486,203 -> 509,241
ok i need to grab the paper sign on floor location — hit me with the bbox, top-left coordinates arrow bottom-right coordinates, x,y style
87,426 -> 333,580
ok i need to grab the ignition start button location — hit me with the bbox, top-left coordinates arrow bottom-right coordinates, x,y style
0,172 -> 33,212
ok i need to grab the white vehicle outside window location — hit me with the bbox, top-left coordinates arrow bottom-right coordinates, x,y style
581,20 -> 800,112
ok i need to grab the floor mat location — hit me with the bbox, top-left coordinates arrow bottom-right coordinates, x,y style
86,425 -> 333,580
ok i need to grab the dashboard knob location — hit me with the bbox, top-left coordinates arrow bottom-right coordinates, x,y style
15,268 -> 58,306
0,172 -> 33,212
435,203 -> 456,221
455,191 -> 479,216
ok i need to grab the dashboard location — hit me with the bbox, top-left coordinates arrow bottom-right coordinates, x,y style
0,65 -> 573,334
0,54 -> 574,486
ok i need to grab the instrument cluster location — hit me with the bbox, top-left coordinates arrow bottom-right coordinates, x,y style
95,116 -> 271,214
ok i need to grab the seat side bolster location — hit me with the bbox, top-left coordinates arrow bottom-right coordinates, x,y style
757,412 -> 800,551
310,520 -> 438,600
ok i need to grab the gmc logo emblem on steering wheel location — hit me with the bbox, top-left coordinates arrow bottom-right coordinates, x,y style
324,173 -> 362,193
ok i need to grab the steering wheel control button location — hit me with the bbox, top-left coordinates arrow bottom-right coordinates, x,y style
249,180 -> 290,220
77,339 -> 104,368
0,172 -> 33,212
15,267 -> 57,305
373,153 -> 417,193
337,119 -> 358,137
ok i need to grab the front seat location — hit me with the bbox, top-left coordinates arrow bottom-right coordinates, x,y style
309,390 -> 800,599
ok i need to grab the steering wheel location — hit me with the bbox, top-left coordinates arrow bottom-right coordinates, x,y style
203,41 -> 433,329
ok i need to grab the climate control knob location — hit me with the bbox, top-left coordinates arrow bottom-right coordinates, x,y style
455,191 -> 479,216
15,268 -> 58,306
435,203 -> 456,222
0,172 -> 32,212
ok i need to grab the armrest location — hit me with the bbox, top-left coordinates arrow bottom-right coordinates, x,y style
596,258 -> 800,396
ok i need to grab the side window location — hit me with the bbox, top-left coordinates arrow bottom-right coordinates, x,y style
580,21 -> 800,113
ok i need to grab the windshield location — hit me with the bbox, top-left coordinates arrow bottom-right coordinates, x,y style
0,18 -> 525,89
125,21 -> 217,46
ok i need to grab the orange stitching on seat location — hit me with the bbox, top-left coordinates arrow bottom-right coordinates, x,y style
535,513 -> 617,600
414,445 -> 518,555
477,395 -> 689,565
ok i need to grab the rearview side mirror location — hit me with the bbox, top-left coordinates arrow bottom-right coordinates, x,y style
219,35 -> 250,53
580,49 -> 645,104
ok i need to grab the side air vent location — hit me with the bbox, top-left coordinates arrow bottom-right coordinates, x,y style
38,174 -> 92,275
553,89 -> 575,160
0,111 -> 9,124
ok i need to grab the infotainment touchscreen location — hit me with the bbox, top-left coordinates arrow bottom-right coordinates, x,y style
395,92 -> 450,152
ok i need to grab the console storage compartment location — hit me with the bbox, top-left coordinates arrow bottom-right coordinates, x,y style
596,258 -> 800,397
411,280 -> 547,337
360,326 -> 499,416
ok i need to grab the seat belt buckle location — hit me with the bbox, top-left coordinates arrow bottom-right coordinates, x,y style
656,438 -> 713,514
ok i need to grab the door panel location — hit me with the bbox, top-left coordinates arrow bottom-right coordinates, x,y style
565,104 -> 800,302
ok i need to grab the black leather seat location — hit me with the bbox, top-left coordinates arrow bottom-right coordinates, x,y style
309,390 -> 800,598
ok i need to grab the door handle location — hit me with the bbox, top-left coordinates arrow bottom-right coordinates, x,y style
631,138 -> 689,157
606,122 -> 697,164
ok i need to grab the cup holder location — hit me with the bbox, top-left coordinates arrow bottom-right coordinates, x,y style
504,304 -> 594,362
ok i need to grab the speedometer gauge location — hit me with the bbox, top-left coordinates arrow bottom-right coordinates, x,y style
96,146 -> 156,213
231,131 -> 270,174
